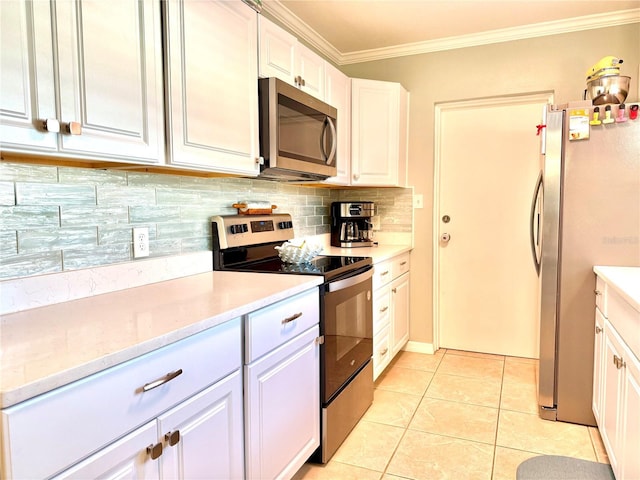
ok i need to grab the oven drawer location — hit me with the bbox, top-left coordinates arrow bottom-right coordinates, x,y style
245,288 -> 320,363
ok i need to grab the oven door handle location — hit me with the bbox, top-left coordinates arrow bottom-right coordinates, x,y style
327,267 -> 373,292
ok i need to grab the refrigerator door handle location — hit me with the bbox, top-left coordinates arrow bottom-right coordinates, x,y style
529,170 -> 543,275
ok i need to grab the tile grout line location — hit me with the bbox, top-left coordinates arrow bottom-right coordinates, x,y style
377,349 -> 445,479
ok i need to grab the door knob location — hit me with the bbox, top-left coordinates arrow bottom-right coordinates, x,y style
440,233 -> 451,243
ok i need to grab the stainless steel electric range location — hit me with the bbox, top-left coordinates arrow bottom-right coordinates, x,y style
212,213 -> 374,463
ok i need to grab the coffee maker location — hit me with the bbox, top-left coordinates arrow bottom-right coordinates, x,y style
331,201 -> 375,248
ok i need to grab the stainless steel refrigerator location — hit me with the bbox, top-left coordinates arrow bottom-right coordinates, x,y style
532,103 -> 640,426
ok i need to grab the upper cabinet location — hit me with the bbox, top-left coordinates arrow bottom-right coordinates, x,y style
323,63 -> 351,185
258,16 -> 325,101
351,79 -> 409,187
163,0 -> 260,176
0,0 -> 164,163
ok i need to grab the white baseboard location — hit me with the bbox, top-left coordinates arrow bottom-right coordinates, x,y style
402,341 -> 436,355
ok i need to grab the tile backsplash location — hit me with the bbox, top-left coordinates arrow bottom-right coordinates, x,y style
0,162 -> 413,280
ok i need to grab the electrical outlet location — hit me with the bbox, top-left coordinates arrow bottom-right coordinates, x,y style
133,227 -> 149,258
371,215 -> 381,231
413,194 -> 424,209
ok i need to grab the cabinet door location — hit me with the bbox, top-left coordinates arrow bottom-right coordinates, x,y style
323,63 -> 351,185
158,370 -> 244,480
0,0 -> 57,151
592,308 -> 605,424
52,421 -> 160,480
621,347 -> 640,480
55,0 -> 164,162
258,16 -> 297,84
245,326 -> 320,480
351,79 -> 400,186
164,0 -> 259,175
601,323 -> 625,477
391,272 -> 410,356
296,43 -> 325,100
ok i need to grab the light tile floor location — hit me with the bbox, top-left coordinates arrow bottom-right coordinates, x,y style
293,349 -> 609,480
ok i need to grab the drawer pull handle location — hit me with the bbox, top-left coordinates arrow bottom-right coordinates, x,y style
380,270 -> 390,276
392,288 -> 397,293
400,261 -> 407,266
594,289 -> 602,296
142,369 -> 183,392
147,442 -> 163,460
613,355 -> 626,369
282,312 -> 303,324
380,347 -> 389,356
595,326 -> 602,334
165,430 -> 181,447
380,306 -> 389,313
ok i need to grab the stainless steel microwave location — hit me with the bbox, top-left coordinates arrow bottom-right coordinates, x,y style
258,77 -> 337,182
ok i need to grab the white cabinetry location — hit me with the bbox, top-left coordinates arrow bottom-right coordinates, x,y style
372,252 -> 411,379
244,288 -> 320,480
163,0 -> 259,175
1,319 -> 243,480
258,16 -> 325,100
323,63 -> 352,185
592,271 -> 640,480
351,79 -> 409,187
0,0 -> 164,163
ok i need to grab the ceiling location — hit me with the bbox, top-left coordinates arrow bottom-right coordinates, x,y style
261,0 -> 640,64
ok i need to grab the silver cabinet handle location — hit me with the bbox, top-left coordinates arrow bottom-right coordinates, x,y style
380,270 -> 390,276
595,326 -> 602,334
400,261 -> 407,266
594,289 -> 602,296
43,118 -> 60,133
380,306 -> 389,313
165,430 -> 180,447
392,287 -> 397,293
147,442 -> 163,460
142,369 -> 183,392
282,312 -> 302,324
380,347 -> 389,356
353,173 -> 360,181
613,355 -> 626,369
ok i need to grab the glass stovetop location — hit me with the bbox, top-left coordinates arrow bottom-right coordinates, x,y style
227,255 -> 372,279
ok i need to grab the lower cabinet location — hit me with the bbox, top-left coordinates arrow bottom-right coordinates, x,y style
372,252 -> 411,379
592,272 -> 640,480
53,371 -> 243,480
1,287 -> 321,480
244,289 -> 321,480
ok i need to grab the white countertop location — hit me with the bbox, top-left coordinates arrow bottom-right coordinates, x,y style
593,266 -> 640,312
0,271 -> 322,408
0,244 -> 412,409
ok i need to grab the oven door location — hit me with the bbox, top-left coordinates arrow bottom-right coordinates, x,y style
321,266 -> 373,404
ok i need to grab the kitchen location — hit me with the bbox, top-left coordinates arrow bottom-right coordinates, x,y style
1,0 -> 639,479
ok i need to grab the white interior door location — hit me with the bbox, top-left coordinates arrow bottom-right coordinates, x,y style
435,94 -> 551,358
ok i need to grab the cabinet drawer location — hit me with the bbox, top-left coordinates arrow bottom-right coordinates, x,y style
392,252 -> 411,278
245,288 -> 319,363
2,318 -> 241,480
373,325 -> 392,381
373,288 -> 391,334
608,289 -> 640,360
596,275 -> 607,315
372,259 -> 393,290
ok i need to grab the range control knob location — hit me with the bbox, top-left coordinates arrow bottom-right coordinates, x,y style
230,224 -> 248,234
278,221 -> 293,229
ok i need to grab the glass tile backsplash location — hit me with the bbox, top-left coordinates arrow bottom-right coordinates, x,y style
0,162 -> 413,280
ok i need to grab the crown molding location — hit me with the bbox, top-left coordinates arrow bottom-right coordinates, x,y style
261,4 -> 639,66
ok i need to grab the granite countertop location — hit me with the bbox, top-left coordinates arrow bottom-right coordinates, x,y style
594,266 -> 640,312
0,271 -> 322,408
